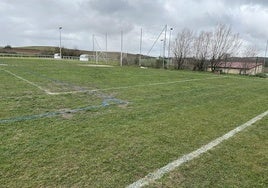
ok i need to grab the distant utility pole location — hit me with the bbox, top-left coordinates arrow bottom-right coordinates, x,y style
162,25 -> 167,69
168,27 -> 173,68
59,27 -> 62,58
120,30 -> 123,66
139,28 -> 143,66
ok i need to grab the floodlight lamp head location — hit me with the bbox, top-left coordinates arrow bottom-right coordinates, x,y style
59,27 -> 62,30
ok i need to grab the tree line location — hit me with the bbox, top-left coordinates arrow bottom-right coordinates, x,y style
172,24 -> 259,72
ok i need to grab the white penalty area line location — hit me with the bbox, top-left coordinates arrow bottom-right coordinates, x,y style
3,69 -> 51,94
46,76 -> 226,95
3,69 -> 226,96
127,110 -> 268,188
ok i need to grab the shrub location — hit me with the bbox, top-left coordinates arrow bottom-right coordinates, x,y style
4,45 -> 12,49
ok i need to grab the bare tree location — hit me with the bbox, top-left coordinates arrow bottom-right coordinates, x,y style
209,24 -> 242,72
173,28 -> 193,69
241,44 -> 259,74
242,44 -> 259,58
193,31 -> 212,71
172,24 -> 242,72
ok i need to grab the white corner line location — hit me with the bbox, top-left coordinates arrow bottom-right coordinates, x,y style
127,110 -> 268,188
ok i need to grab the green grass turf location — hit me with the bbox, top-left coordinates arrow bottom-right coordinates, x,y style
0,58 -> 267,187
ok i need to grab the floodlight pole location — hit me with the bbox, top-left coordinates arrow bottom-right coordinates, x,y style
120,30 -> 123,66
162,25 -> 167,69
168,27 -> 173,68
59,27 -> 62,58
139,28 -> 143,66
105,32 -> 108,63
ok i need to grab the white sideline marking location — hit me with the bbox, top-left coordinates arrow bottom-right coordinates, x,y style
0,64 -> 8,66
46,76 -> 226,95
127,110 -> 268,188
3,70 -> 50,94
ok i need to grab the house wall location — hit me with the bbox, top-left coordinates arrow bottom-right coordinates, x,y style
207,68 -> 241,74
246,65 -> 263,75
221,68 -> 240,74
207,65 -> 263,75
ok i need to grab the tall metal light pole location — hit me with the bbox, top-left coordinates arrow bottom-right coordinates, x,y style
59,27 -> 62,58
162,25 -> 167,69
120,30 -> 123,66
105,32 -> 108,63
168,27 -> 173,68
139,28 -> 143,66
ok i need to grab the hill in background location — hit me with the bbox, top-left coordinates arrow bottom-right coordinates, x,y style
0,45 -> 151,64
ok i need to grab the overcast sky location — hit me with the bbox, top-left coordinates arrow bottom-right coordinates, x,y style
1,0 -> 268,56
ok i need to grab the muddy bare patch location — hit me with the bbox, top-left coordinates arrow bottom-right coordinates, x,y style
61,113 -> 74,119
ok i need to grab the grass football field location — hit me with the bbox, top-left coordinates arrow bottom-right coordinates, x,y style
0,58 -> 267,187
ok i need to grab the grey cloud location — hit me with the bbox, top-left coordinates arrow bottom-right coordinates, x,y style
221,0 -> 268,6
0,0 -> 268,54
85,0 -> 168,27
89,0 -> 132,14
